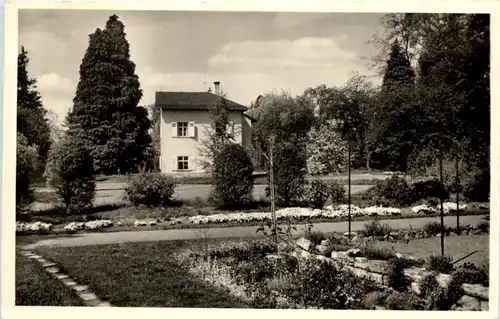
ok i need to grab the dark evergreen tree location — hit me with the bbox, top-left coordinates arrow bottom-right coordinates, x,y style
372,41 -> 416,170
66,14 -> 151,175
382,40 -> 416,92
17,46 -> 52,167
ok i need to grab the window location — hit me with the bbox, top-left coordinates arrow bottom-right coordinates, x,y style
177,122 -> 189,137
177,156 -> 189,170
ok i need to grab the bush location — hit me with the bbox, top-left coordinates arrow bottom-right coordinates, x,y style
477,220 -> 489,233
124,171 -> 176,207
410,178 -> 449,202
16,133 -> 40,210
423,221 -> 443,236
304,230 -> 326,246
44,136 -> 96,214
210,143 -> 254,209
426,255 -> 454,274
463,168 -> 489,202
387,258 -> 412,292
306,180 -> 329,209
326,180 -> 345,204
372,175 -> 412,206
361,291 -> 389,309
360,221 -> 392,237
452,262 -> 489,286
280,259 -> 378,309
386,291 -> 423,310
272,142 -> 308,207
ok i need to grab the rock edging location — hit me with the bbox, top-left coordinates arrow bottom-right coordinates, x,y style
20,249 -> 112,307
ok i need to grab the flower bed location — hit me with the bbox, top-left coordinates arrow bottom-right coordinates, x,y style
188,203 -> 465,225
63,220 -> 113,233
175,237 -> 489,310
16,221 -> 53,235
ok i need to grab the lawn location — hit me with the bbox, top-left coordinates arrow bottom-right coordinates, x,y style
372,234 -> 489,268
33,233 -> 490,308
35,239 -> 251,307
30,181 -> 375,212
15,249 -> 84,306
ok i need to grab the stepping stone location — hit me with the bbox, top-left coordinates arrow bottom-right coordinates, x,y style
61,279 -> 77,287
55,274 -> 69,280
79,292 -> 98,301
45,267 -> 60,274
28,255 -> 42,259
72,285 -> 88,292
37,258 -> 47,263
42,262 -> 57,268
95,301 -> 112,307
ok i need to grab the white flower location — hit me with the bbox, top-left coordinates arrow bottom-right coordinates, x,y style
17,221 -> 53,234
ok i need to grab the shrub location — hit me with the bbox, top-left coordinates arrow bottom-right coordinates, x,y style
386,291 -> 423,310
306,180 -> 329,209
281,259 -> 378,309
304,230 -> 326,246
387,258 -> 412,292
360,220 -> 392,237
372,175 -> 412,206
124,172 -> 176,207
272,142 -> 308,207
44,136 -> 96,214
421,271 -> 465,310
361,291 -> 389,309
423,221 -> 442,236
463,168 -> 489,202
477,220 -> 489,233
426,255 -> 454,274
16,133 -> 40,210
410,178 -> 449,203
210,143 -> 254,209
424,285 -> 449,310
420,273 -> 440,296
326,180 -> 345,204
452,262 -> 489,286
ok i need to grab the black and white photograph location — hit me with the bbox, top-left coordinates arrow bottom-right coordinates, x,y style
3,0 -> 496,316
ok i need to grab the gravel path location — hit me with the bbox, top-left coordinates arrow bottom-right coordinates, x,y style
21,214 -> 488,249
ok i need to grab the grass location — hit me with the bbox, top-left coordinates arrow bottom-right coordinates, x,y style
371,234 -> 489,268
15,249 -> 84,306
35,239 -> 251,307
94,171 -> 389,185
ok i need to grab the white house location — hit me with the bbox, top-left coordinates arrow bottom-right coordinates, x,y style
156,82 -> 256,175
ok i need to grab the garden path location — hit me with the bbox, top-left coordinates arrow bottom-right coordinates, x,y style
20,214 -> 488,249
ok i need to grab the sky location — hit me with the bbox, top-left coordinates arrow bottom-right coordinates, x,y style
18,10 -> 386,125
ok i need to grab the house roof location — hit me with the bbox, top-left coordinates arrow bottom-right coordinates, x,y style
155,92 -> 248,112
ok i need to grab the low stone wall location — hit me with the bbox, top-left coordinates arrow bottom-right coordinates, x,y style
327,253 -> 489,311
293,237 -> 489,311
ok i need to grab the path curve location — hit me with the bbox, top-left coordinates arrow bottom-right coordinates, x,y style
21,214 -> 488,249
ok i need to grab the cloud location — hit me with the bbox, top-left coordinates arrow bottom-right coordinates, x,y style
37,73 -> 75,93
208,37 -> 357,71
36,73 -> 76,126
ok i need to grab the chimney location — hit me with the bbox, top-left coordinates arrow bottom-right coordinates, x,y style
213,81 -> 220,95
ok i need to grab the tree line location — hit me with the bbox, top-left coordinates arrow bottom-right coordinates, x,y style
16,13 -> 490,209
